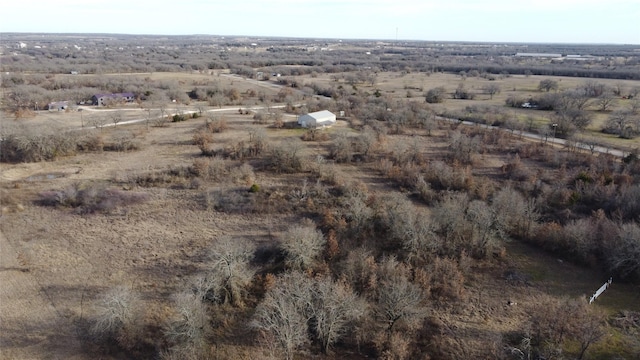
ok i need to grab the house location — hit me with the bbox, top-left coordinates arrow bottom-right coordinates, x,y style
297,110 -> 336,128
47,101 -> 69,111
91,93 -> 135,106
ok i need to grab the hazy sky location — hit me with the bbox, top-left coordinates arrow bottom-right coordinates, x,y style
1,0 -> 638,44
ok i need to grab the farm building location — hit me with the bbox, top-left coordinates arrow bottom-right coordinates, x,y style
297,110 -> 336,128
47,101 -> 69,111
91,93 -> 135,106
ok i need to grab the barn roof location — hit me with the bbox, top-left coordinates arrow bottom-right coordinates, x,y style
305,110 -> 335,120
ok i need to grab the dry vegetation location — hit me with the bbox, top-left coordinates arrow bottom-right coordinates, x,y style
2,34 -> 640,360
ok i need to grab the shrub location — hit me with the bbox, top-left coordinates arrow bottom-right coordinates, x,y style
172,114 -> 186,122
91,286 -> 143,351
425,86 -> 446,103
1,125 -> 79,163
37,183 -> 148,214
205,117 -> 228,133
249,183 -> 260,193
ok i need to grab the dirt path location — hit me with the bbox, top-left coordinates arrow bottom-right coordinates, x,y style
0,231 -> 83,359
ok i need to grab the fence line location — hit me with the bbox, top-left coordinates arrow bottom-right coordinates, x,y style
589,277 -> 612,304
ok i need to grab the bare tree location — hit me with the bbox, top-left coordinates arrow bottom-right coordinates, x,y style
604,110 -> 638,138
581,80 -> 606,97
492,187 -> 539,239
205,236 -> 255,306
528,296 -> 605,360
91,115 -> 107,130
330,131 -> 354,163
252,272 -> 313,360
376,261 -> 425,334
310,276 -> 365,354
612,82 -> 625,96
280,220 -> 326,271
164,291 -> 211,359
595,92 -> 617,112
538,79 -> 559,92
449,131 -> 480,164
605,223 -> 640,280
483,83 -> 501,99
465,200 -> 504,258
110,110 -> 124,127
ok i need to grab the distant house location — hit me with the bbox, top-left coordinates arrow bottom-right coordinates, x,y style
298,110 -> 336,128
91,93 -> 135,106
47,101 -> 69,111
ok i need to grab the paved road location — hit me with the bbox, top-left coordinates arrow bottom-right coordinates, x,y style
439,116 -> 627,158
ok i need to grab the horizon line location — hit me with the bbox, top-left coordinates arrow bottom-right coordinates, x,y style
2,31 -> 638,47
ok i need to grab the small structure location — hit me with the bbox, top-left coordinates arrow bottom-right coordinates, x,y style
47,101 -> 69,111
298,110 -> 336,128
91,93 -> 135,106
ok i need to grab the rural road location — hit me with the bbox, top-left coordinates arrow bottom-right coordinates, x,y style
76,103 -> 294,129
78,106 -> 628,159
438,116 -> 627,158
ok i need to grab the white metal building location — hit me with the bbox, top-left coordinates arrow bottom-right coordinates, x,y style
297,110 -> 336,128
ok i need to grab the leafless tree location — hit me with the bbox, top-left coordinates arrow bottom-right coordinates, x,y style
605,223 -> 640,280
164,291 -> 212,359
252,272 -> 313,360
538,79 -> 559,92
310,276 -> 365,354
580,80 -> 606,98
330,131 -> 354,163
376,260 -> 425,334
595,91 -> 617,112
205,236 -> 255,306
483,83 -> 501,99
280,221 -> 326,271
91,115 -> 107,130
110,110 -> 124,127
528,296 -> 605,360
416,108 -> 435,135
612,82 -> 625,96
492,187 -> 539,239
449,131 -> 480,164
376,193 -> 437,262
604,110 -> 638,138
465,200 -> 504,258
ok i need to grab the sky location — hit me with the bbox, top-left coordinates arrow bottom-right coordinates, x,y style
1,0 -> 638,44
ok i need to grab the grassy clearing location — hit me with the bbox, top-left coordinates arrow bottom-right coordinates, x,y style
506,240 -> 640,312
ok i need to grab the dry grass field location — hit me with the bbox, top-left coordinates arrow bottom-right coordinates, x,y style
296,71 -> 640,149
2,70 -> 640,359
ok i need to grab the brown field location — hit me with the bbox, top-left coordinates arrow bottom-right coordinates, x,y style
295,71 -> 640,150
2,71 -> 640,359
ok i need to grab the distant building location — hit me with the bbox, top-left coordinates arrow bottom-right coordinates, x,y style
298,110 -> 336,128
515,53 -> 562,58
91,93 -> 135,106
47,101 -> 69,111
